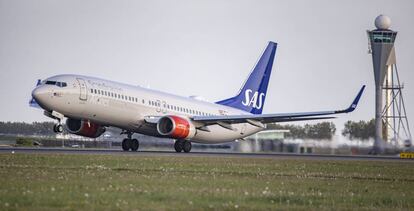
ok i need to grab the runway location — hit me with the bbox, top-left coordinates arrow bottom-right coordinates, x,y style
0,147 -> 410,162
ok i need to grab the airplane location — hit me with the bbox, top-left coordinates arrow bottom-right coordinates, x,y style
30,41 -> 365,153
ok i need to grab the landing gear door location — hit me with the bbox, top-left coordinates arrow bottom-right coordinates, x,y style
77,78 -> 88,101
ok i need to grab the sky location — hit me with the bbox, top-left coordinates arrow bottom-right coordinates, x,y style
0,0 -> 413,138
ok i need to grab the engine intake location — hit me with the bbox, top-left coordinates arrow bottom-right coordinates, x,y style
65,118 -> 105,138
157,116 -> 196,139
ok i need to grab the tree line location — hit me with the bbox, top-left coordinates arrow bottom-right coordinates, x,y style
266,119 -> 375,141
0,121 -> 55,136
0,120 -> 376,140
268,122 -> 337,140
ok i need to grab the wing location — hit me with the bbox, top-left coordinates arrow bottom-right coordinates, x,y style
191,86 -> 365,128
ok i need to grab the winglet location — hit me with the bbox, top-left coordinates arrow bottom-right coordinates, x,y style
336,85 -> 365,114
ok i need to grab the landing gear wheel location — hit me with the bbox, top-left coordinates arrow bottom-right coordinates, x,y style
122,139 -> 132,151
53,124 -> 64,133
174,140 -> 184,152
56,124 -> 63,133
183,141 -> 192,153
131,139 -> 139,151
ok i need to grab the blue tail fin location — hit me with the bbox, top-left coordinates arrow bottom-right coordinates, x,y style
216,41 -> 277,114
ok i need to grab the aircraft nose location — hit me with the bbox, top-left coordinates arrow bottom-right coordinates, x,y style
32,86 -> 49,105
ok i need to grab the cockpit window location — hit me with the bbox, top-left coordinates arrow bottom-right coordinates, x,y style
45,80 -> 67,87
45,81 -> 56,85
56,82 -> 67,87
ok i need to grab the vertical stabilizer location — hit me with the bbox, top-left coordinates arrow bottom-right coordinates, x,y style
216,42 -> 277,114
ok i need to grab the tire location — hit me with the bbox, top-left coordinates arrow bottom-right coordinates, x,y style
183,141 -> 192,153
56,124 -> 64,133
131,139 -> 139,151
122,139 -> 131,151
174,140 -> 184,152
53,124 -> 63,133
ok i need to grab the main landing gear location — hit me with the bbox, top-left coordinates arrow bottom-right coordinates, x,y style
174,140 -> 192,153
122,132 -> 139,152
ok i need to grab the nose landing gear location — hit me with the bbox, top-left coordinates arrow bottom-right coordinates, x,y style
121,131 -> 139,152
53,124 -> 64,133
46,111 -> 65,134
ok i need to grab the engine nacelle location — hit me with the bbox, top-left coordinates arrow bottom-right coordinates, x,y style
157,115 -> 196,139
65,118 -> 105,138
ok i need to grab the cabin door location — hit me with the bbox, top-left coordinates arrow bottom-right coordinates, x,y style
77,78 -> 88,101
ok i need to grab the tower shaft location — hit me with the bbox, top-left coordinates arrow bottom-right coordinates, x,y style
367,30 -> 397,153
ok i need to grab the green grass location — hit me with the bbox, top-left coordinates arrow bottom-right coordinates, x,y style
0,154 -> 413,210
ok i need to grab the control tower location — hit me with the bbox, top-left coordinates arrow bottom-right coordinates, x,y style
367,15 -> 412,153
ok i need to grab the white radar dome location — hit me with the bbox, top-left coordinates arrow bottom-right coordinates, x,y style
375,15 -> 391,30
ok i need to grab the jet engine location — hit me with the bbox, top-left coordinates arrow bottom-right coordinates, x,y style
157,115 -> 196,139
65,118 -> 106,138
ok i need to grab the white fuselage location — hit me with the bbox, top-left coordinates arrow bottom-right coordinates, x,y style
33,74 -> 263,143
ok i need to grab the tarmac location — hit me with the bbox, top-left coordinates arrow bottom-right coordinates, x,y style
0,147 -> 411,162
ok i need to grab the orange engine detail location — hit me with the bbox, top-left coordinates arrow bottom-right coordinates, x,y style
157,115 -> 196,139
65,118 -> 106,138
